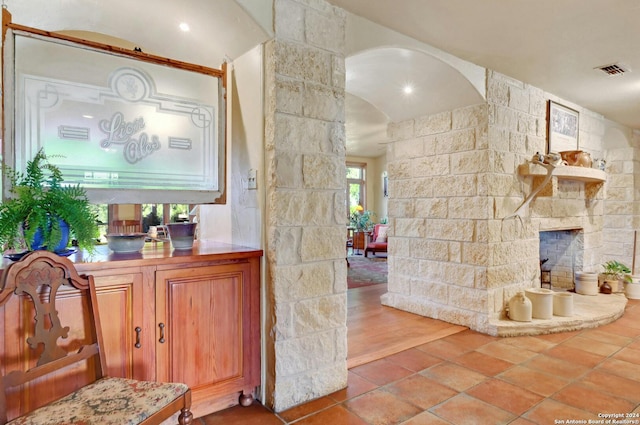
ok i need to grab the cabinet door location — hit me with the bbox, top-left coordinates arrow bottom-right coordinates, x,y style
155,262 -> 257,397
91,267 -> 155,381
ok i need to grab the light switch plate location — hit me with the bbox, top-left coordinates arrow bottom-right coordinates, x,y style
248,169 -> 257,189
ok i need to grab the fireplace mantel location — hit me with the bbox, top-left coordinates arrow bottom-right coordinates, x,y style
518,163 -> 606,183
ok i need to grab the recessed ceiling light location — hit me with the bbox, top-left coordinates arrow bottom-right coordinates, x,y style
179,22 -> 190,32
82,114 -> 93,119
403,84 -> 413,95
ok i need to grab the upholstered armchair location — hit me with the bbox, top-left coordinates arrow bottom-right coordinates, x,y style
364,224 -> 388,257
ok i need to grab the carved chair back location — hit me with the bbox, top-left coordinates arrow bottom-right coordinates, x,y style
0,250 -> 106,423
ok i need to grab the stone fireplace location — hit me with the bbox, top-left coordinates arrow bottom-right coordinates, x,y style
380,70 -> 635,337
539,229 -> 584,289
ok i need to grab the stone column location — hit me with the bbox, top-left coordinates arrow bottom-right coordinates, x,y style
263,0 -> 347,412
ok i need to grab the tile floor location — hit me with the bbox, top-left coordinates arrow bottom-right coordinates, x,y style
200,299 -> 640,424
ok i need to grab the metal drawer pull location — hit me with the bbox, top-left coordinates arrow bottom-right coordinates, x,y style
134,327 -> 141,348
159,323 -> 165,343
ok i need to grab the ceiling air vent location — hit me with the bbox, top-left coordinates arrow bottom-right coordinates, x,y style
595,62 -> 631,76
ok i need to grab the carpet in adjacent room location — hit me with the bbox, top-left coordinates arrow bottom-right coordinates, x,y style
347,255 -> 387,289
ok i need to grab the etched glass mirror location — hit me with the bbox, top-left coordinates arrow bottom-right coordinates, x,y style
3,18 -> 226,204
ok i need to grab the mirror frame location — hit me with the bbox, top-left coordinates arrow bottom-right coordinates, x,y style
1,9 -> 227,204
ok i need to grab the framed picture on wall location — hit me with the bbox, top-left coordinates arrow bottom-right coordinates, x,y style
547,100 -> 579,153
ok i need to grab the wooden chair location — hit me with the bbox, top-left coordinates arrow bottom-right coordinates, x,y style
111,219 -> 142,234
0,250 -> 193,424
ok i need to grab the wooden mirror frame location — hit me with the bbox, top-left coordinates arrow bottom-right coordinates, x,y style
1,8 -> 227,204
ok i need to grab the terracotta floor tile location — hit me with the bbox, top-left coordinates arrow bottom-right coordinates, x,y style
610,315 -> 640,331
524,354 -> 590,380
400,411 -> 453,425
420,361 -> 488,392
200,402 -> 284,425
344,389 -> 422,425
579,370 -> 640,403
613,346 -> 640,366
598,321 -> 640,338
596,357 -> 640,381
466,378 -> 544,415
384,348 -> 443,372
561,335 -> 622,357
293,404 -> 368,425
552,383 -> 636,414
580,328 -> 634,346
328,371 -> 378,403
476,340 -> 538,364
498,365 -> 569,397
415,338 -> 470,360
506,419 -> 537,425
533,330 -> 580,344
524,399 -> 599,424
350,358 -> 413,386
543,344 -> 606,368
452,350 -> 514,376
499,336 -> 556,352
384,374 -> 457,410
429,393 -> 514,425
441,329 -> 498,351
277,396 -> 336,423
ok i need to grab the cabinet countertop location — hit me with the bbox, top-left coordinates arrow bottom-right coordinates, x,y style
2,241 -> 263,272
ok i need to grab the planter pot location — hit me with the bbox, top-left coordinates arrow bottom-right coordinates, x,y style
553,293 -> 573,317
603,278 -> 620,293
30,218 -> 70,253
525,288 -> 553,319
574,271 -> 598,296
624,279 -> 640,300
167,222 -> 197,250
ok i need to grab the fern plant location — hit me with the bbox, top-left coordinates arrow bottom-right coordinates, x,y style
0,148 -> 98,252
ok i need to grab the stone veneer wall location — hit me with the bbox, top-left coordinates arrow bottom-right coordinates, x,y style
603,142 -> 640,272
382,71 -> 608,333
263,0 -> 347,412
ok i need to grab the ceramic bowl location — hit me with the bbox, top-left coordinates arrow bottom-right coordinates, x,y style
106,233 -> 147,253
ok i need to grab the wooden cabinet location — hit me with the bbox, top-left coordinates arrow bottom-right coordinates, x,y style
0,243 -> 262,420
352,230 -> 371,251
154,260 -> 260,416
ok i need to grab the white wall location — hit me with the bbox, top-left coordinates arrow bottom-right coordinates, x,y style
199,45 -> 264,249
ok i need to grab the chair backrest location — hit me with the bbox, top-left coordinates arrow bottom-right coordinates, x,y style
372,224 -> 388,241
0,251 -> 107,423
111,219 -> 142,234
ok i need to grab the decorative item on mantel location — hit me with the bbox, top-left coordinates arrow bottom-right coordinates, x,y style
559,150 -> 592,167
